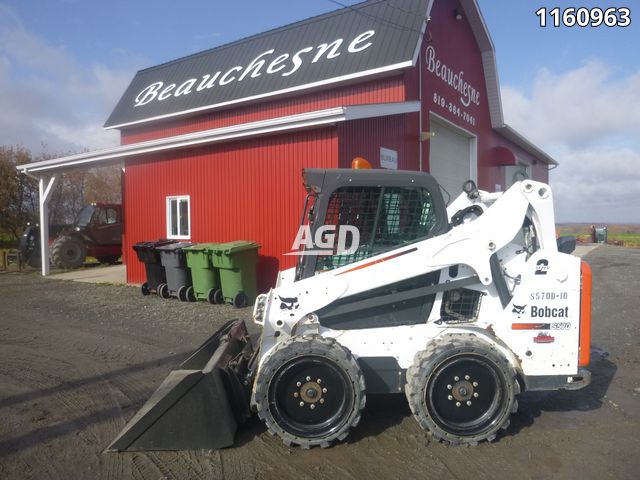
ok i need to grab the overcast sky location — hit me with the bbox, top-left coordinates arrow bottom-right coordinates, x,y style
1,0 -> 638,223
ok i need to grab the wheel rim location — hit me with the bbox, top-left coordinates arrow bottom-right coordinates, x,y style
426,354 -> 505,437
268,356 -> 354,439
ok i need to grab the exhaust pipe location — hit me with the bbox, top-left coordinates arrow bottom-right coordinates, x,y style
107,319 -> 255,451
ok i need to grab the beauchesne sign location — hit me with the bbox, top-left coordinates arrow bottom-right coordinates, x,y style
134,30 -> 376,108
425,45 -> 481,108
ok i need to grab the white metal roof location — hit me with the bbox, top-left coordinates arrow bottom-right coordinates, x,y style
16,101 -> 421,175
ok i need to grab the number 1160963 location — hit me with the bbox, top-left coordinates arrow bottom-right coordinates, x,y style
536,7 -> 631,28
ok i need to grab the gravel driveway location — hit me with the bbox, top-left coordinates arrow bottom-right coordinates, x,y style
0,245 -> 638,480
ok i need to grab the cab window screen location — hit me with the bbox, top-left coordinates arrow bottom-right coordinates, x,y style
315,186 -> 438,272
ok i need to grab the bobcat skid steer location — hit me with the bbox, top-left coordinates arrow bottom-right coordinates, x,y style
109,168 -> 592,452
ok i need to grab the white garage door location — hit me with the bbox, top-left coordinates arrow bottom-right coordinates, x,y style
429,117 -> 475,202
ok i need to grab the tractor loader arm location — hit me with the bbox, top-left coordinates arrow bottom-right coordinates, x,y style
432,180 -> 552,285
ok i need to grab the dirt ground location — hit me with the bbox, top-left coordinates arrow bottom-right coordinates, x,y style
0,245 -> 638,480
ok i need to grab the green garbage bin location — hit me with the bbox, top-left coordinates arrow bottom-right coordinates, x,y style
595,226 -> 608,244
211,241 -> 260,308
183,243 -> 223,304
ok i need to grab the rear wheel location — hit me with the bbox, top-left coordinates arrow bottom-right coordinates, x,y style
185,286 -> 196,302
178,286 -> 188,302
405,334 -> 519,445
213,289 -> 225,305
233,292 -> 247,308
50,236 -> 86,269
207,288 -> 221,304
254,335 -> 365,449
157,283 -> 169,299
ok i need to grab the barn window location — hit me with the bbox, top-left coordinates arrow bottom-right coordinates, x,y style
166,196 -> 190,239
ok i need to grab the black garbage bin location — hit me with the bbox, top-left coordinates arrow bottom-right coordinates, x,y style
133,239 -> 178,296
156,242 -> 195,301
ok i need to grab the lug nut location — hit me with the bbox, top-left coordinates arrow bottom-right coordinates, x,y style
454,376 -> 460,381
294,392 -> 299,398
447,384 -> 452,390
456,402 -> 461,407
472,382 -> 478,387
310,404 -> 316,410
448,395 -> 453,401
320,398 -> 325,404
299,401 -> 304,407
473,392 -> 479,398
296,381 -> 301,387
317,379 -> 322,384
467,401 -> 472,406
306,376 -> 311,381
322,388 -> 328,394
465,375 -> 470,380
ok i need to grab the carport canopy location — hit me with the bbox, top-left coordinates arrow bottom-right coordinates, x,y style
15,101 -> 421,275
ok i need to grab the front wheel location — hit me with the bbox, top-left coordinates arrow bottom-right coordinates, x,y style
254,335 -> 366,449
405,334 -> 519,445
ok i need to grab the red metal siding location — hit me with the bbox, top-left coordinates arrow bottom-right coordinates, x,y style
338,113 -> 420,171
121,77 -> 407,145
124,128 -> 338,290
422,0 -> 549,187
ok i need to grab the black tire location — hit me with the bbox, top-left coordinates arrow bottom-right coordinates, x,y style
157,283 -> 169,299
185,286 -> 197,302
207,288 -> 221,304
405,333 -> 520,446
233,292 -> 247,308
254,335 -> 366,449
178,286 -> 188,302
141,282 -> 150,296
50,236 -> 87,269
213,289 -> 225,305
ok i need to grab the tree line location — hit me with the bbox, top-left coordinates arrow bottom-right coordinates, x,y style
0,146 -> 121,246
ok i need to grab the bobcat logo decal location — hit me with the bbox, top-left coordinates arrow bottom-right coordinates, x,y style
512,304 -> 527,318
279,296 -> 299,311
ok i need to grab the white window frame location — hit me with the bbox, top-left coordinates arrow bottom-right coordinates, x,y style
166,195 -> 191,239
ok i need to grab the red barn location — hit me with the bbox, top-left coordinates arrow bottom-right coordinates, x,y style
19,0 -> 556,287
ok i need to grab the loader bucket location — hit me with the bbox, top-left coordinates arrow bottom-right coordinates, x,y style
107,319 -> 254,451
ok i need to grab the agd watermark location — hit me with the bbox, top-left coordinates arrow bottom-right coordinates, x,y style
285,225 -> 360,256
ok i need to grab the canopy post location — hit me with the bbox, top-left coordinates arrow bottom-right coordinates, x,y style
38,175 -> 58,276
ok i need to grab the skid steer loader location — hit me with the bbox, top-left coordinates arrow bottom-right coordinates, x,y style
109,168 -> 591,451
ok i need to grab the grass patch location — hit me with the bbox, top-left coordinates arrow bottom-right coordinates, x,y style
557,224 -> 640,248
0,233 -> 18,249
